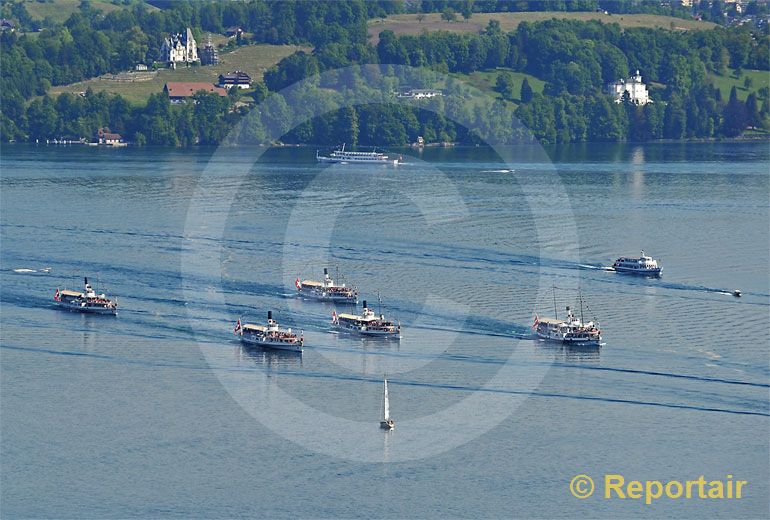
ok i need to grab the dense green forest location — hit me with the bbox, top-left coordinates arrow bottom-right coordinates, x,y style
1,0 -> 769,146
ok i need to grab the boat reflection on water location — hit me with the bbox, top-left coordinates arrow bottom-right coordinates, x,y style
534,340 -> 601,363
238,344 -> 303,368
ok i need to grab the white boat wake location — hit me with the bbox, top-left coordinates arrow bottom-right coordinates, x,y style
12,267 -> 52,274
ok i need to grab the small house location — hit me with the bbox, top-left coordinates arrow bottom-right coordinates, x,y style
225,26 -> 244,38
97,128 -> 124,145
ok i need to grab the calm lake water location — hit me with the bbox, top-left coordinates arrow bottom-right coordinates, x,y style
1,142 -> 768,518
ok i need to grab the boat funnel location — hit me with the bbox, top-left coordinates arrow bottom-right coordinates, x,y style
267,310 -> 273,320
84,276 -> 88,285
324,268 -> 328,275
362,300 -> 368,309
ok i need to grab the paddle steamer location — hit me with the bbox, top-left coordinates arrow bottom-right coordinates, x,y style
296,268 -> 358,304
235,311 -> 303,352
533,290 -> 602,347
332,300 -> 400,339
54,277 -> 117,315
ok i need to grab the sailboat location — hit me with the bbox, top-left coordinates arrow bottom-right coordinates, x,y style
379,376 -> 395,430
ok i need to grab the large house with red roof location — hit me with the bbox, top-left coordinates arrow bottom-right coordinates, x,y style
164,82 -> 227,103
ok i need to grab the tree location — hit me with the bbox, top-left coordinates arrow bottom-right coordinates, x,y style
26,96 -> 58,140
663,93 -> 686,139
441,8 -> 456,22
460,0 -> 473,20
264,51 -> 320,91
376,30 -> 409,64
744,76 -> 753,90
252,82 -> 269,104
718,48 -> 730,76
193,91 -> 230,145
722,86 -> 747,137
745,92 -> 760,128
337,106 -> 359,146
520,77 -> 533,103
495,72 -> 515,100
761,98 -> 770,130
228,85 -> 241,103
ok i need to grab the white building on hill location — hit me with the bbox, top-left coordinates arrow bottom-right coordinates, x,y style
606,70 -> 651,105
159,28 -> 199,66
397,89 -> 444,99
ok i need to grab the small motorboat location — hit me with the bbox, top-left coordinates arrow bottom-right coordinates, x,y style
732,290 -> 741,297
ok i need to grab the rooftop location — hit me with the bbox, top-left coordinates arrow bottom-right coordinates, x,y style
164,82 -> 227,98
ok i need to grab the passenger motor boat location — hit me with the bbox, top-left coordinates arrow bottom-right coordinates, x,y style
235,311 -> 303,352
316,143 -> 400,165
54,277 -> 117,315
612,250 -> 662,275
296,268 -> 358,304
332,300 -> 400,339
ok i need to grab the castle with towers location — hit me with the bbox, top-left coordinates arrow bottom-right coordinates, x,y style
606,70 -> 651,105
159,28 -> 199,66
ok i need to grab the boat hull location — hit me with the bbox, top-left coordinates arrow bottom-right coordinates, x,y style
317,157 -> 397,165
536,331 -> 601,347
299,290 -> 357,304
57,301 -> 117,315
240,336 -> 303,352
335,323 -> 400,339
613,266 -> 661,275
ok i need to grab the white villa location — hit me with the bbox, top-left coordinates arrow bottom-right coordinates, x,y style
159,28 -> 199,66
606,70 -> 651,105
397,89 -> 444,99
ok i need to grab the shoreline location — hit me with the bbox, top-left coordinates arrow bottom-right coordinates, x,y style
5,135 -> 768,149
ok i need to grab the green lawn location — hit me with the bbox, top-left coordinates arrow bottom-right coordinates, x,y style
708,68 -> 770,101
49,44 -> 304,105
449,69 -> 545,106
23,0 -> 157,23
369,12 -> 716,43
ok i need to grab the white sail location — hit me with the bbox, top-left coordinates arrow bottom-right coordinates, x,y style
382,377 -> 390,421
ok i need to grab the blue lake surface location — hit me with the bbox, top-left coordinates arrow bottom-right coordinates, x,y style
1,142 -> 768,518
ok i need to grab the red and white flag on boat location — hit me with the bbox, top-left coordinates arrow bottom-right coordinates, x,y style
532,315 -> 539,329
234,318 -> 242,334
54,288 -> 61,302
295,277 -> 302,290
331,310 -> 338,324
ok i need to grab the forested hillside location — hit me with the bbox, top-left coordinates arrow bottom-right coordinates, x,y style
1,0 -> 768,145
